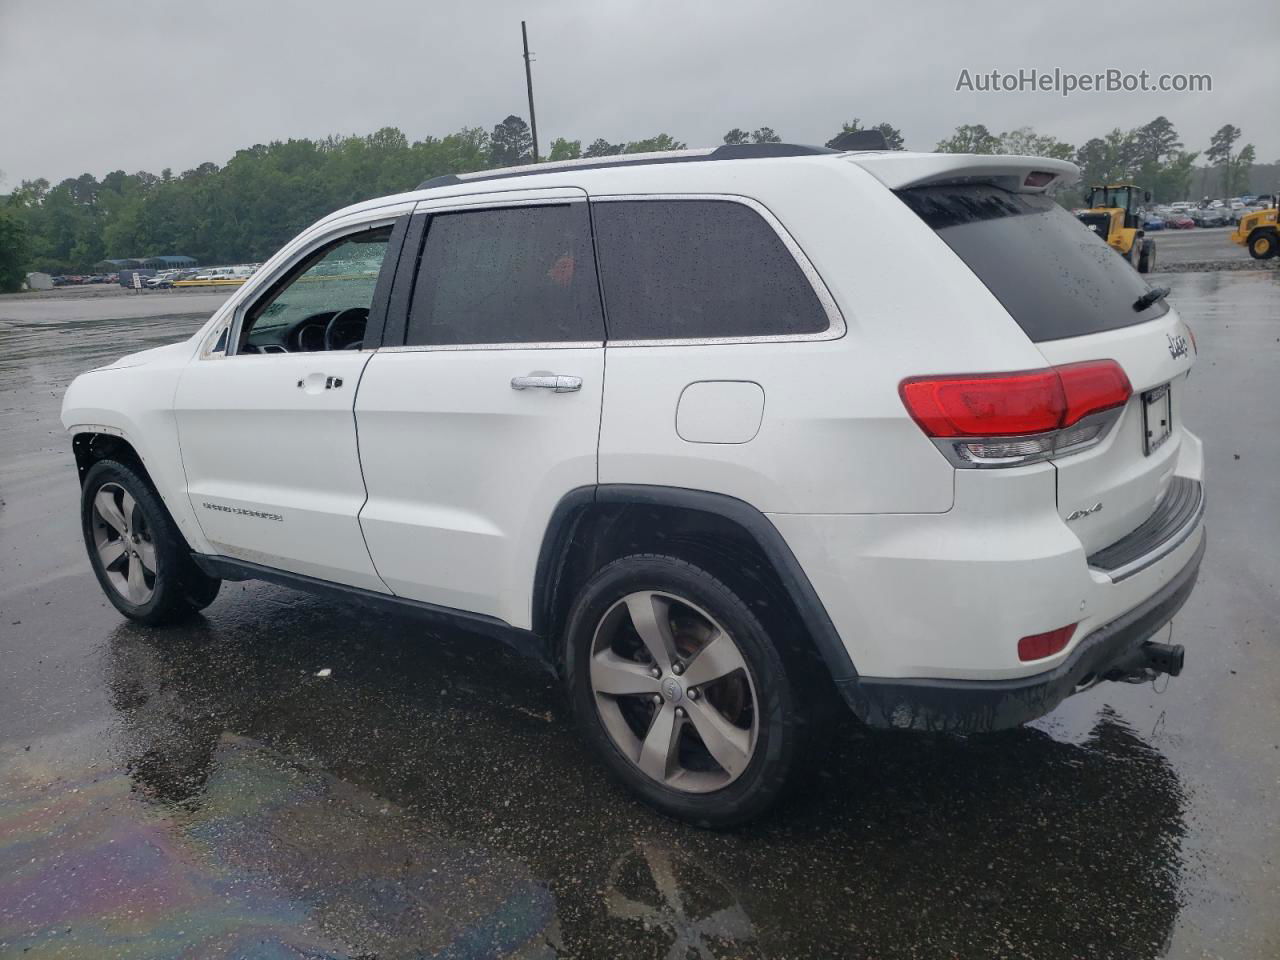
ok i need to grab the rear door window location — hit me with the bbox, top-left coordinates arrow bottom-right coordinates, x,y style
897,184 -> 1168,343
591,199 -> 829,340
404,203 -> 603,346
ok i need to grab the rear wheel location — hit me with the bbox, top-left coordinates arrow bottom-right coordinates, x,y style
1138,238 -> 1156,273
564,555 -> 800,828
1248,229 -> 1277,260
82,460 -> 221,625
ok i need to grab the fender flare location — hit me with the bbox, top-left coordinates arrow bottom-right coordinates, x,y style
531,484 -> 859,684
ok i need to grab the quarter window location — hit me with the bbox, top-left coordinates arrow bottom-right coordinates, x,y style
591,199 -> 829,340
404,204 -> 603,346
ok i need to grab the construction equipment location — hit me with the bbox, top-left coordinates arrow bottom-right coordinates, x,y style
1076,184 -> 1155,273
1231,197 -> 1278,259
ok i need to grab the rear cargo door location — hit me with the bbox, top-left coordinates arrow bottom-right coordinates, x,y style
895,183 -> 1197,555
1034,315 -> 1194,554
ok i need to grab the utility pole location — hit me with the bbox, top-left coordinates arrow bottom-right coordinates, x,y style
521,21 -> 540,162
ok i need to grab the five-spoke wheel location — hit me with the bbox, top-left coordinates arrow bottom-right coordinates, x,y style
566,555 -> 799,827
91,482 -> 158,604
590,590 -> 759,792
81,458 -> 220,624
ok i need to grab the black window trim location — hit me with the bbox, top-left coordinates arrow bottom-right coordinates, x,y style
382,192 -> 607,353
590,193 -> 847,347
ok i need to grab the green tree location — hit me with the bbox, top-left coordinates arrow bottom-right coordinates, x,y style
548,138 -> 582,161
935,124 -> 1000,154
0,206 -> 31,291
583,138 -> 624,158
1153,150 -> 1200,202
723,128 -> 750,145
623,133 -> 687,154
997,127 -> 1074,160
1206,124 -> 1242,196
490,115 -> 533,167
1230,143 -> 1256,198
751,127 -> 781,143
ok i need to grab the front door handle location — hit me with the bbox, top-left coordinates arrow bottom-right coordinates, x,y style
511,375 -> 582,393
296,373 -> 344,393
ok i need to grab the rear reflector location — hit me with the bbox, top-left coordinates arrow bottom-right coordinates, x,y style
1018,624 -> 1077,662
900,361 -> 1131,438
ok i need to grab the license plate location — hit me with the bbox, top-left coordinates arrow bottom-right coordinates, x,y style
1142,384 -> 1172,455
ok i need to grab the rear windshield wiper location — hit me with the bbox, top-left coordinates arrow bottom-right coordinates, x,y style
1133,286 -> 1170,312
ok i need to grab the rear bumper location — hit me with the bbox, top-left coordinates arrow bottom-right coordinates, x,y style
838,533 -> 1205,733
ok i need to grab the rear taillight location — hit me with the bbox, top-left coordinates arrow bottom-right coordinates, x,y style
900,360 -> 1131,468
1018,624 -> 1077,662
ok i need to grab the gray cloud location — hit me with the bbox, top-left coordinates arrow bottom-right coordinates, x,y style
2,0 -> 1277,187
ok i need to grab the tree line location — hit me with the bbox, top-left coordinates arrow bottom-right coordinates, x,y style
0,113 -> 1268,291
933,117 -> 1265,206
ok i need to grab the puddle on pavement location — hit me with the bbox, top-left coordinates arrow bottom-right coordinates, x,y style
0,729 -> 559,959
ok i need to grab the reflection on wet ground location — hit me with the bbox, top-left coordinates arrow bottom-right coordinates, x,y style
2,274 -> 1278,958
2,614 -> 1188,959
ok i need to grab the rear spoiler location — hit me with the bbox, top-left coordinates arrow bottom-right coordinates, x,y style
848,153 -> 1079,195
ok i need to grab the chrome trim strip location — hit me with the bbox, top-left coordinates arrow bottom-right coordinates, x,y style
591,193 -> 847,346
378,340 -> 603,354
1092,482 -> 1204,583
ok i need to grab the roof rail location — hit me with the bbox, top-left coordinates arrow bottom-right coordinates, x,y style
415,142 -> 839,190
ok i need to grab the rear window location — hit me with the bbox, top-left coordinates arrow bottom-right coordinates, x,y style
897,185 -> 1169,342
591,199 -> 829,340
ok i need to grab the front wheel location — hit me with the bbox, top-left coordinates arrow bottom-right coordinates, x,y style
564,555 -> 800,828
1248,229 -> 1277,260
82,459 -> 221,625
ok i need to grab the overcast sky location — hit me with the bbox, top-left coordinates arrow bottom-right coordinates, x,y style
2,0 -> 1277,188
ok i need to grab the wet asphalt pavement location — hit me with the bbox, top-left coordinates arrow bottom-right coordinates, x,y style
1,274 -> 1278,959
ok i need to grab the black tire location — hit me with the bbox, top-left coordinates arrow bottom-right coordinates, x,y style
1248,229 -> 1278,260
81,459 -> 221,625
563,554 -> 800,828
1138,238 -> 1155,273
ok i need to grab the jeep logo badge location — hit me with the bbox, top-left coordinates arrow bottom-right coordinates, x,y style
661,676 -> 684,702
1167,333 -> 1189,360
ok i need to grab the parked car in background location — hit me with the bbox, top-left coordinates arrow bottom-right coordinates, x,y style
1143,214 -> 1166,230
117,270 -> 157,288
148,270 -> 202,289
1167,214 -> 1195,229
62,145 -> 1206,826
1191,208 -> 1227,228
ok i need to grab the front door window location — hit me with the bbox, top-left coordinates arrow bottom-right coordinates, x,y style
237,226 -> 392,354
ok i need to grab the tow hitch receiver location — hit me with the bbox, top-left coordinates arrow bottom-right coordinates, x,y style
1108,640 -> 1186,684
1142,640 -> 1185,676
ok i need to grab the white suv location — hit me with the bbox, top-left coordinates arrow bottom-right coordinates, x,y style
63,144 -> 1206,826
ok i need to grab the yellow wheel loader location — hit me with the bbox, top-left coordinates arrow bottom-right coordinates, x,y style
1232,199 -> 1278,260
1076,184 -> 1156,273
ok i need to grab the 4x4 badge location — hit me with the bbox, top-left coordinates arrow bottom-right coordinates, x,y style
1066,502 -> 1103,522
1167,333 -> 1189,359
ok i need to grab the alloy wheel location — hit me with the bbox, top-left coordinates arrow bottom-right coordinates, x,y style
589,591 -> 759,793
90,482 -> 157,604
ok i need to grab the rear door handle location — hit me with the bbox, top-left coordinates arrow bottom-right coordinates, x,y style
511,375 -> 582,393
